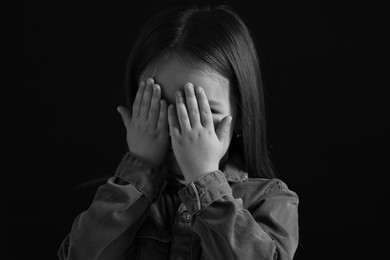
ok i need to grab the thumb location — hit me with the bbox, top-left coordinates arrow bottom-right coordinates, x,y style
117,106 -> 131,129
216,116 -> 232,142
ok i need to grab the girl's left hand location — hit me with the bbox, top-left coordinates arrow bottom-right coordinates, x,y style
168,83 -> 232,184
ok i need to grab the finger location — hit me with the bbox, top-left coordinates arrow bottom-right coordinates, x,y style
117,106 -> 131,129
148,84 -> 161,124
168,104 -> 181,137
215,116 -> 232,142
157,99 -> 168,130
184,83 -> 200,127
195,86 -> 213,128
132,81 -> 145,118
139,78 -> 154,119
176,90 -> 191,132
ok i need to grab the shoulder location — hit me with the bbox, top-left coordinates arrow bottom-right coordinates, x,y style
222,159 -> 298,208
232,177 -> 295,195
230,178 -> 299,209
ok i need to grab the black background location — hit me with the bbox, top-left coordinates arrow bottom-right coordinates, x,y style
7,0 -> 389,259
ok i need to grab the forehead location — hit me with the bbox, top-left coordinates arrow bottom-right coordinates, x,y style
150,53 -> 230,103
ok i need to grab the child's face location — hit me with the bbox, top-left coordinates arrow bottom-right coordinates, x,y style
142,53 -> 238,175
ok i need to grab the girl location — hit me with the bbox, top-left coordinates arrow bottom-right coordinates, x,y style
58,4 -> 299,260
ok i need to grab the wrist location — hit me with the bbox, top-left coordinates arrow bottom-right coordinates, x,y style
184,167 -> 219,185
127,150 -> 162,170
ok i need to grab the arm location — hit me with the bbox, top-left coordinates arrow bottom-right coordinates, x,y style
58,78 -> 169,259
179,172 -> 299,260
57,152 -> 166,260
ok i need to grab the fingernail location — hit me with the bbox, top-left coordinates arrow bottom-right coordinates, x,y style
176,91 -> 182,97
196,86 -> 202,94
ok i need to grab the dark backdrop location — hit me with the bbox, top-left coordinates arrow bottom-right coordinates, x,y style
7,0 -> 389,259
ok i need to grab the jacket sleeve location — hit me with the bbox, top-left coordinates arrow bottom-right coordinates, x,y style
178,171 -> 299,260
57,152 -> 166,260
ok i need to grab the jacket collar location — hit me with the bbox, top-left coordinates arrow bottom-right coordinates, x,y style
221,152 -> 248,183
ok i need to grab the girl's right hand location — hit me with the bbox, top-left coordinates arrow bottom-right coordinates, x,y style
117,78 -> 169,168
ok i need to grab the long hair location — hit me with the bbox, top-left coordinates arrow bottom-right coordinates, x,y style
124,4 -> 276,179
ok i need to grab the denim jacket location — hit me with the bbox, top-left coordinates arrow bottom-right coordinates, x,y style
58,152 -> 299,260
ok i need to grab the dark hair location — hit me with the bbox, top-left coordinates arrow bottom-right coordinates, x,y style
124,4 -> 276,179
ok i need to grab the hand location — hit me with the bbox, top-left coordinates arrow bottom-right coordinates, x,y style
167,83 -> 232,184
117,78 -> 169,168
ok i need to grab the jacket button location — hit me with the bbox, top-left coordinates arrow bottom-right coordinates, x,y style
180,210 -> 192,223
